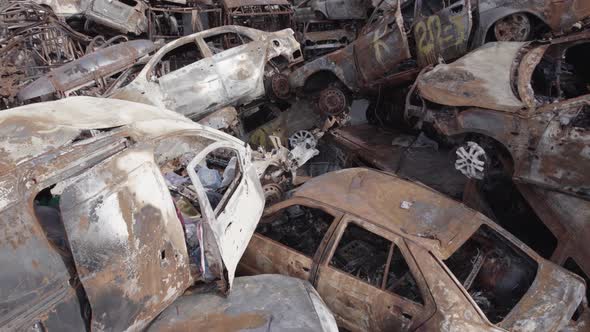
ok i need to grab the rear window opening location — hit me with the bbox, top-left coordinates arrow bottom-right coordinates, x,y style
203,32 -> 253,54
445,224 -> 538,323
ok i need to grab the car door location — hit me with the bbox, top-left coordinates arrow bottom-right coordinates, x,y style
59,145 -> 192,331
413,0 -> 473,66
157,37 -> 227,119
86,0 -> 147,34
353,3 -> 411,84
518,100 -> 590,199
325,0 -> 367,19
184,140 -> 265,289
239,198 -> 342,281
314,215 -> 431,332
203,32 -> 268,107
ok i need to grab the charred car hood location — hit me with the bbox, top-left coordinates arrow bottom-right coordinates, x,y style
417,42 -> 528,112
499,262 -> 585,331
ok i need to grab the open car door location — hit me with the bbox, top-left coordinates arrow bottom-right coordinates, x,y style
186,141 -> 265,290
59,145 -> 191,331
413,0 -> 473,66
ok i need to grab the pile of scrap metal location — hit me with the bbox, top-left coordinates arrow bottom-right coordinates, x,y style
3,0 -> 590,330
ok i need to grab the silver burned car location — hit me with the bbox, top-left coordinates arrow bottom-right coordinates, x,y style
109,25 -> 303,121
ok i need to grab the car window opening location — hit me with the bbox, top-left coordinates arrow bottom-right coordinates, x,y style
156,42 -> 204,78
330,223 -> 423,303
444,224 -> 538,324
204,32 -> 253,54
531,42 -> 590,103
331,223 -> 390,288
256,205 -> 333,257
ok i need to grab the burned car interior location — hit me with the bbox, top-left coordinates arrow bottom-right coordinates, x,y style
2,0 -> 590,330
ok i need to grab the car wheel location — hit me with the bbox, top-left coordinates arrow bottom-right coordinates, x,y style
493,13 -> 531,42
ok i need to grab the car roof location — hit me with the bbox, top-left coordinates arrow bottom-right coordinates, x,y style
293,168 -> 482,258
0,96 -> 236,175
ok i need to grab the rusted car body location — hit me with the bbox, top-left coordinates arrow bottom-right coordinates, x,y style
412,0 -> 590,66
289,1 -> 413,114
32,0 -> 149,34
413,32 -> 590,200
0,97 -> 265,330
109,25 -> 303,121
147,274 -> 338,331
17,39 -> 156,102
239,168 -> 587,332
221,0 -> 293,32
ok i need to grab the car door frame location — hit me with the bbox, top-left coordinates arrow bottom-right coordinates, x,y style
241,196 -> 344,282
413,0 -> 473,66
198,31 -> 269,107
312,213 -> 436,331
185,139 -> 264,290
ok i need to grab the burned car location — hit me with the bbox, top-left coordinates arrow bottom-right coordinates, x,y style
0,96 -> 266,330
289,1 -> 413,115
109,25 -> 303,120
239,168 -> 587,331
290,0 -> 590,115
32,0 -> 148,35
17,39 -> 157,102
412,0 -> 590,66
297,19 -> 356,58
411,31 -> 590,200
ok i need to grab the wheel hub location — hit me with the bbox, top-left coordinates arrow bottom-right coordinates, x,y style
270,73 -> 290,100
318,87 -> 347,115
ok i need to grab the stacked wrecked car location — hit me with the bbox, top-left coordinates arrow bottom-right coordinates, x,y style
2,0 -> 590,330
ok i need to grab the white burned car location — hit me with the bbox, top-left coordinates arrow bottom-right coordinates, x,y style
110,25 -> 303,121
0,97 -> 268,330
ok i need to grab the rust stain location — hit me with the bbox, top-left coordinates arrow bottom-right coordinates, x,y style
157,311 -> 268,332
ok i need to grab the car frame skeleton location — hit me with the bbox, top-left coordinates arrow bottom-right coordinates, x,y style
110,25 -> 303,120
0,97 -> 265,330
239,168 -> 587,331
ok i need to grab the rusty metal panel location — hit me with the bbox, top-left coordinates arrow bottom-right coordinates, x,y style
292,168 -> 480,258
353,6 -> 411,84
414,0 -> 472,66
517,100 -> 590,199
59,146 -> 191,331
18,40 -> 155,101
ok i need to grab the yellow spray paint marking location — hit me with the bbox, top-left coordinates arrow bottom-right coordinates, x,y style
372,25 -> 390,66
415,13 -> 468,61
